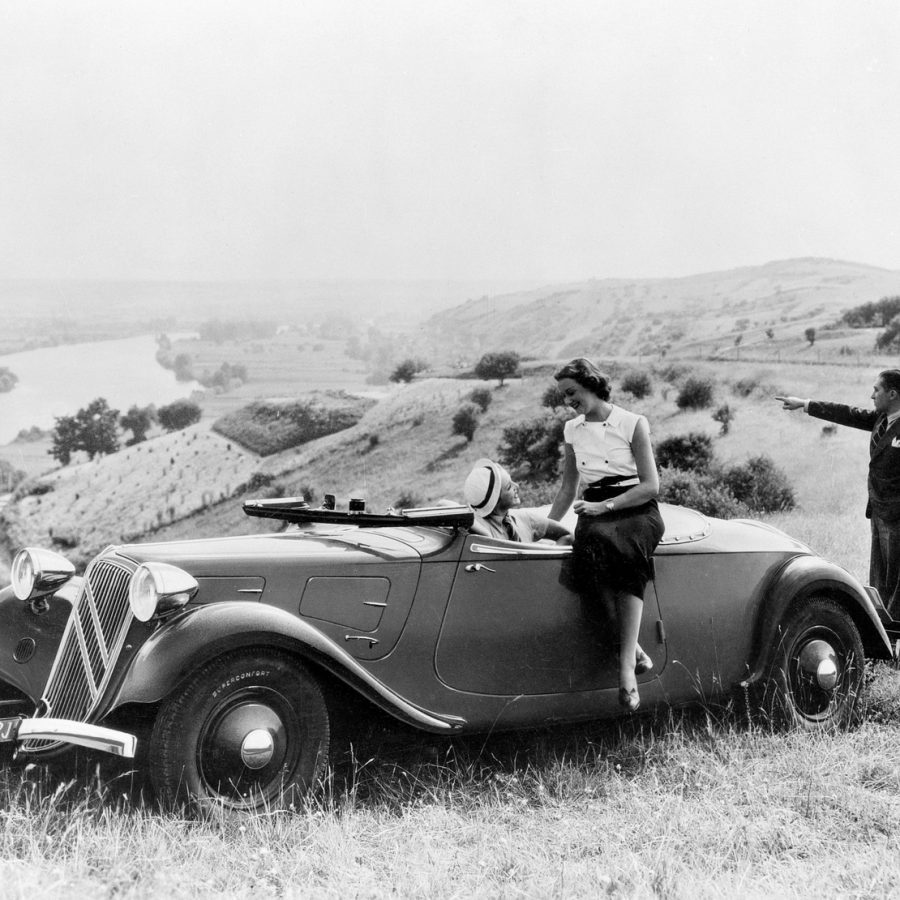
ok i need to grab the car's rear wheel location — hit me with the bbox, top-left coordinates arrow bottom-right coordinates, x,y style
149,649 -> 329,814
764,596 -> 865,729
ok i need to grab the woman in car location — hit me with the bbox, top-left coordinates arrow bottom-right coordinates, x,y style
548,357 -> 663,712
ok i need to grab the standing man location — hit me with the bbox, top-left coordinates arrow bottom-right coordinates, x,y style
776,369 -> 900,615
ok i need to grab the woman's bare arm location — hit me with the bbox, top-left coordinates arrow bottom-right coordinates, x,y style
549,443 -> 579,521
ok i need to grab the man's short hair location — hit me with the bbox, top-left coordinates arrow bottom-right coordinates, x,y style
879,369 -> 900,395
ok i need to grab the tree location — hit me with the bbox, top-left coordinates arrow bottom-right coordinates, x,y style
158,399 -> 202,432
451,404 -> 480,443
389,358 -> 428,384
173,353 -> 194,381
875,314 -> 900,351
121,404 -> 156,445
0,367 -> 18,393
474,351 -> 520,387
804,327 -> 816,346
77,398 -> 120,458
48,397 -> 120,465
49,414 -> 81,466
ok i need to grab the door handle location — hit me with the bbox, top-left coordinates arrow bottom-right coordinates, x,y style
465,563 -> 496,573
344,635 -> 379,647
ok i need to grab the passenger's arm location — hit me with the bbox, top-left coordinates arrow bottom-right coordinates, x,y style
542,518 -> 573,542
548,443 -> 578,521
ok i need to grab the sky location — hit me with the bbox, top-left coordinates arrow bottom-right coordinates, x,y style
1,0 -> 899,283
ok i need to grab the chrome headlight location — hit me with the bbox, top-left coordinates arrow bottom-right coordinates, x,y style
11,548 -> 75,601
128,562 -> 198,622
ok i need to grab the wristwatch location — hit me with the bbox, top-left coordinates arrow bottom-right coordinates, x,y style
605,501 -> 615,512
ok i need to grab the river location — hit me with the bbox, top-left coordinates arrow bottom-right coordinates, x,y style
0,334 -> 200,445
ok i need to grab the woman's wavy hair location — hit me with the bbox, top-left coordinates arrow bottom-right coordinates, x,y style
553,357 -> 611,401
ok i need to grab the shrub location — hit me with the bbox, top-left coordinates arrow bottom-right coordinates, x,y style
390,358 -> 428,383
654,362 -> 690,384
394,492 -> 422,509
541,385 -> 567,409
732,377 -> 760,397
712,404 -> 734,435
238,471 -> 275,494
620,370 -> 653,399
498,412 -> 567,481
659,467 -> 750,519
452,404 -> 480,443
722,455 -> 796,512
469,387 -> 493,413
213,396 -> 372,455
655,432 -> 715,472
676,376 -> 715,410
158,399 -> 202,432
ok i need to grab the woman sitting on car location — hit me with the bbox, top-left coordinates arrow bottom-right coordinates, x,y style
548,357 -> 663,713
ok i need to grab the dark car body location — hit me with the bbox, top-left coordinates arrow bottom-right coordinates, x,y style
0,498 -> 893,811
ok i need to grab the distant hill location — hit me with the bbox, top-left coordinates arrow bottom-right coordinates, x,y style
420,258 -> 900,363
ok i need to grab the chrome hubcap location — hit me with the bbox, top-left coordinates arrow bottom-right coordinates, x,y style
241,728 -> 275,769
798,639 -> 839,691
815,657 -> 838,691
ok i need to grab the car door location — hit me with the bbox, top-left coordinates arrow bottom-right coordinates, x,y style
434,532 -> 665,695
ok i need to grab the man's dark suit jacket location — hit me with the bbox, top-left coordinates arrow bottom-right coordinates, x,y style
808,401 -> 900,523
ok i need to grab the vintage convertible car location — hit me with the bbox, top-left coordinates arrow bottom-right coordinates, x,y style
0,496 -> 894,813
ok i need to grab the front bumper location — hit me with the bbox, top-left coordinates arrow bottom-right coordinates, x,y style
1,717 -> 137,758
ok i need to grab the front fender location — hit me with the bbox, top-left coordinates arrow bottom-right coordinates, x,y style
109,602 -> 464,733
0,581 -> 78,704
743,555 -> 892,687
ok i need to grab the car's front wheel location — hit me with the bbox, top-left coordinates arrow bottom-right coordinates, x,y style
149,649 -> 330,813
764,596 -> 865,729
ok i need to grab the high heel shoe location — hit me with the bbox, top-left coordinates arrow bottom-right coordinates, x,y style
618,686 -> 640,713
635,648 -> 654,675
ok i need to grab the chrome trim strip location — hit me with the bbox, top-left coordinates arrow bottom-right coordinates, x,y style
470,542 -> 571,557
17,718 -> 137,758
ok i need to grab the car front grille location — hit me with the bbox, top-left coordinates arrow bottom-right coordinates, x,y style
23,557 -> 135,752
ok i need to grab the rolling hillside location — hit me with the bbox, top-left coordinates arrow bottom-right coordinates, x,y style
3,352 -> 880,592
420,258 -> 900,363
2,256 -> 897,579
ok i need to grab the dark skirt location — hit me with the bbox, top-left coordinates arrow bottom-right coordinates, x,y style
570,480 -> 665,599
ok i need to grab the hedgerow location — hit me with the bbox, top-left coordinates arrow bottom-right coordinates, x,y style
213,394 -> 372,456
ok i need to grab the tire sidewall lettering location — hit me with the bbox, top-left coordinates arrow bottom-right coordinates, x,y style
211,668 -> 273,699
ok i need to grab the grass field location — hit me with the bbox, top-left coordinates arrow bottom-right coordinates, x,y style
0,353 -> 898,897
1,665 -> 899,898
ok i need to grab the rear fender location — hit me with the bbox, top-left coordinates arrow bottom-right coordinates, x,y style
743,555 -> 892,687
109,602 -> 464,733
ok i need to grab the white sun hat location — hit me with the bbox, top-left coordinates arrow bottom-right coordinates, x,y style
463,458 -> 505,518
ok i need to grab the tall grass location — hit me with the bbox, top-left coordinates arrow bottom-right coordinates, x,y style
2,676 -> 900,898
